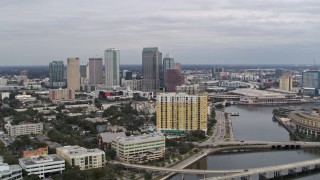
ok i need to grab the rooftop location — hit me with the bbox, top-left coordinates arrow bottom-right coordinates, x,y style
142,47 -> 158,52
57,145 -> 104,156
99,132 -> 126,143
0,163 -> 21,174
19,155 -> 64,166
43,141 -> 62,149
231,89 -> 285,98
115,133 -> 164,144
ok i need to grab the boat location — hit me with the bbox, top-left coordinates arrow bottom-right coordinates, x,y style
230,112 -> 239,116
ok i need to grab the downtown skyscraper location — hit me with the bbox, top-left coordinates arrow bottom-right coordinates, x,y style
67,57 -> 80,91
142,47 -> 162,92
163,53 -> 175,87
49,61 -> 65,88
89,57 -> 103,84
105,48 -> 120,87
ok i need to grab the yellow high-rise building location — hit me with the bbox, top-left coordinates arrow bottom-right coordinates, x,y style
156,93 -> 208,133
67,57 -> 80,91
279,74 -> 293,91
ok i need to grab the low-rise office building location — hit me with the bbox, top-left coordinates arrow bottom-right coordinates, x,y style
19,155 -> 65,179
112,133 -> 165,164
5,122 -> 43,137
97,132 -> 126,150
0,163 -> 22,180
56,146 -> 105,170
22,147 -> 48,158
15,94 -> 37,102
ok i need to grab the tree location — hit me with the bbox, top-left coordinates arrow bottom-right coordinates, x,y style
23,174 -> 41,180
144,172 -> 152,180
8,99 -> 22,109
94,98 -> 102,109
105,149 -> 116,160
129,173 -> 136,180
9,91 -> 19,100
150,113 -> 156,124
178,142 -> 189,154
210,108 -> 216,119
215,104 -> 224,109
103,106 -> 119,117
188,130 -> 206,141
56,105 -> 65,112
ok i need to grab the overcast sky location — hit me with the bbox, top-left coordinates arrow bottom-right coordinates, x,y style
1,0 -> 320,65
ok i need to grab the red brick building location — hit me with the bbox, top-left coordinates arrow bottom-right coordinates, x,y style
165,69 -> 184,92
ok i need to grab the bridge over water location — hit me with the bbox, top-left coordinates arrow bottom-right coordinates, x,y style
111,141 -> 320,180
205,158 -> 320,180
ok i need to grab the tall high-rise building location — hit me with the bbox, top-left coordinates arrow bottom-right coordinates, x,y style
105,48 -> 120,86
163,53 -> 175,87
89,57 -> 103,84
302,71 -> 320,89
279,74 -> 293,91
275,69 -> 285,78
212,67 -> 224,80
67,58 -> 80,91
175,63 -> 181,71
80,63 -> 87,78
156,93 -> 208,132
166,69 -> 185,92
142,47 -> 162,92
49,61 -> 65,88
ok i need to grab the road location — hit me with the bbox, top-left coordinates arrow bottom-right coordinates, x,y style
112,160 -> 244,175
201,110 -> 227,147
159,110 -> 230,179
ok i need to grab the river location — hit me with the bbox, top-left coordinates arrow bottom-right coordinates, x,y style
171,104 -> 320,180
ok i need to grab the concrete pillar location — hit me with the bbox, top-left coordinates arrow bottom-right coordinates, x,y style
274,170 -> 282,177
181,173 -> 184,180
302,166 -> 310,172
259,172 -> 268,179
288,168 -> 297,174
240,176 -> 251,180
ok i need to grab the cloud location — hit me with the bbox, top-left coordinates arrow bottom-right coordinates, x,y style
0,0 -> 320,65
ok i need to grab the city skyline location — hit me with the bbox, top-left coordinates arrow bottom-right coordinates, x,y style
1,0 -> 320,65
105,48 -> 120,86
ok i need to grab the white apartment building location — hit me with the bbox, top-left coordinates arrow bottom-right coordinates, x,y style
112,133 -> 165,164
0,163 -> 22,180
56,146 -> 105,170
5,122 -> 43,137
15,94 -> 37,102
0,92 -> 9,100
19,155 -> 65,179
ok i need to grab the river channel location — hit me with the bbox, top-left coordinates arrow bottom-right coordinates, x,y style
171,104 -> 320,180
